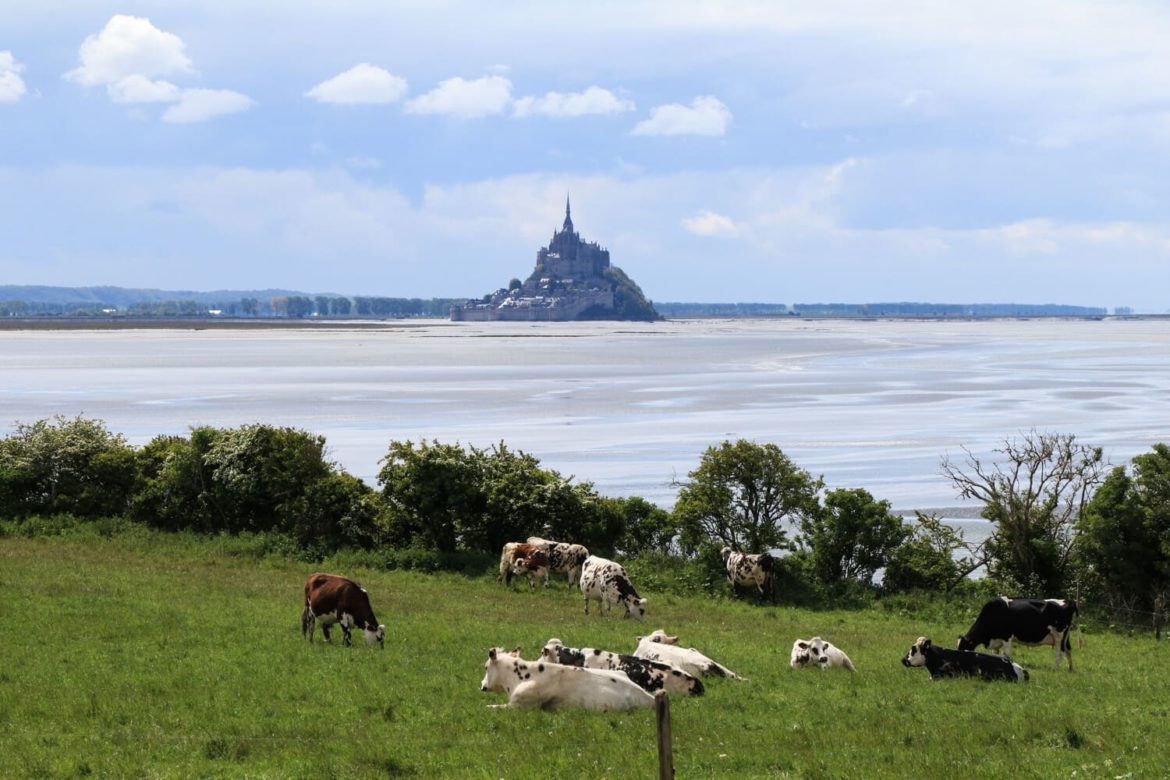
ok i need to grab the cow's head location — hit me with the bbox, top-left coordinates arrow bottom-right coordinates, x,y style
720,546 -> 732,563
639,629 -> 678,645
956,635 -> 977,652
541,638 -> 565,663
364,624 -> 386,649
623,596 -> 648,621
902,637 -> 931,668
481,646 -> 523,693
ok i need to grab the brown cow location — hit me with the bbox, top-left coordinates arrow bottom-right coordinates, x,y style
498,542 -> 551,590
301,573 -> 386,648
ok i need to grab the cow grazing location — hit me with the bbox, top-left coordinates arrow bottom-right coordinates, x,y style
720,547 -> 775,598
541,638 -> 704,696
301,573 -> 385,648
579,555 -> 647,620
497,542 -> 550,590
957,597 -> 1079,671
789,637 -> 856,672
480,647 -> 654,711
527,537 -> 590,586
634,630 -> 744,680
903,637 -> 1029,682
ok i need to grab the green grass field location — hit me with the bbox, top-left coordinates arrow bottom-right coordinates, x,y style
2,530 -> 1167,779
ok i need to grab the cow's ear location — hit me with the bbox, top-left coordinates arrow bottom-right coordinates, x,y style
488,648 -> 497,660
923,639 -> 933,649
511,645 -> 521,656
797,641 -> 808,649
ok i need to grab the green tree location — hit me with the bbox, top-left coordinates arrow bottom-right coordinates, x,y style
674,439 -> 822,556
941,430 -> 1106,593
798,487 -> 909,587
883,512 -> 974,593
0,415 -> 135,517
1078,443 -> 1170,613
616,496 -> 677,556
378,440 -> 481,553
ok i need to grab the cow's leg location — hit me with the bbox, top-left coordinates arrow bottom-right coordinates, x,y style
583,593 -> 590,615
301,606 -> 314,641
321,623 -> 332,643
341,624 -> 353,647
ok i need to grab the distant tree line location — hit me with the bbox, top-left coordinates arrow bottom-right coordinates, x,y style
654,302 -> 1112,318
0,296 -> 464,319
2,416 -> 1167,623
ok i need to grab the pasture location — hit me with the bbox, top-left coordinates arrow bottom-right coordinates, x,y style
2,530 -> 1167,779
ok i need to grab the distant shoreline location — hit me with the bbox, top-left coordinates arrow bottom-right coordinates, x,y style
1,313 -> 1167,331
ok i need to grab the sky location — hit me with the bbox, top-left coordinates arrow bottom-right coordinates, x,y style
2,1 -> 1169,311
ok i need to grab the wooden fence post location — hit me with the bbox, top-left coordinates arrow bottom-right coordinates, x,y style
655,691 -> 674,779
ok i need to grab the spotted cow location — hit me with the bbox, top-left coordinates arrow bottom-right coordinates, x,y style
633,629 -> 744,680
497,542 -> 550,590
541,638 -> 704,696
579,555 -> 647,620
527,537 -> 590,586
720,547 -> 775,598
957,597 -> 1079,671
301,572 -> 385,648
903,636 -> 1029,682
480,647 -> 654,711
789,636 -> 856,672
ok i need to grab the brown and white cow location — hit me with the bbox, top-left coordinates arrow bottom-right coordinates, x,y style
579,555 -> 647,620
497,542 -> 551,590
541,638 -> 704,696
720,547 -> 775,598
301,573 -> 385,648
527,537 -> 590,586
480,647 -> 654,711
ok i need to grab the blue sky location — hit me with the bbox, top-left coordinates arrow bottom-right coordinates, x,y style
2,1 -> 1169,311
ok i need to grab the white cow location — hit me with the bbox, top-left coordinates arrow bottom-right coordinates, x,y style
480,647 -> 654,711
789,637 -> 856,672
579,555 -> 647,620
633,629 -> 744,680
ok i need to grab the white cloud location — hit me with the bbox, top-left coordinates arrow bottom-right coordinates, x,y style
108,75 -> 181,104
513,86 -> 634,118
305,63 -> 408,105
162,89 -> 254,124
0,51 -> 26,102
683,210 -> 739,237
632,96 -> 732,137
65,15 -> 192,88
405,75 -> 512,118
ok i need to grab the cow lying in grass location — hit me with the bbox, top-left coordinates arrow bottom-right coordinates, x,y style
480,647 -> 654,711
789,637 -> 856,672
902,637 -> 1029,682
541,638 -> 704,696
633,629 -> 744,680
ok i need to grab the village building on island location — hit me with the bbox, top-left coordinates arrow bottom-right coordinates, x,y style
450,199 -> 659,322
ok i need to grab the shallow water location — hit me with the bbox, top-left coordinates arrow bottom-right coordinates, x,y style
3,318 -> 1168,520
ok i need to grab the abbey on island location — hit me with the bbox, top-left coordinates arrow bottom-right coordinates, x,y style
450,199 -> 658,322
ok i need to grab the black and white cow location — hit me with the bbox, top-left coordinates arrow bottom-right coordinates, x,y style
541,638 -> 704,696
903,637 -> 1029,682
301,572 -> 386,648
527,537 -> 590,586
789,637 -> 856,672
957,597 -> 1079,670
720,547 -> 775,598
579,555 -> 647,620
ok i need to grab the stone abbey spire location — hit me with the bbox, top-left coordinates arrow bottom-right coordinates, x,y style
563,194 -> 573,233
